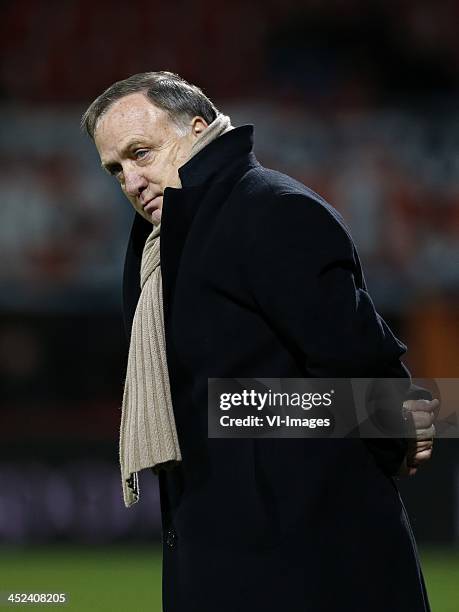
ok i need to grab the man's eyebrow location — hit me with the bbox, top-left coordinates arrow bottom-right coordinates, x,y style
101,160 -> 120,175
123,139 -> 145,151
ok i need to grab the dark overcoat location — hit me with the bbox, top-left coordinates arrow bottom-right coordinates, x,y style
123,126 -> 431,612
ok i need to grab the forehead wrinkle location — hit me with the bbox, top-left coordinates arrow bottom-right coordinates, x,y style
99,96 -> 166,136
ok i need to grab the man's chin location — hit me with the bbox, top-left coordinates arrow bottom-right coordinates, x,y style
139,207 -> 161,225
150,208 -> 162,226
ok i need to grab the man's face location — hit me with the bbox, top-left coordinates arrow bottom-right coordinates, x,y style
94,92 -> 206,225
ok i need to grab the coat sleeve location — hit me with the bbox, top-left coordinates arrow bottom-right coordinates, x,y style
244,191 -> 413,474
245,192 -> 409,378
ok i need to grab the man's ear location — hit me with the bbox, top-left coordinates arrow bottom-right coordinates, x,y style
191,116 -> 208,137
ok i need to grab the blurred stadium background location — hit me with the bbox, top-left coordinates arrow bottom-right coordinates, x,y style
0,0 -> 458,610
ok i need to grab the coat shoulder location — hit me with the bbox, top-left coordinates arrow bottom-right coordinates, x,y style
237,164 -> 354,248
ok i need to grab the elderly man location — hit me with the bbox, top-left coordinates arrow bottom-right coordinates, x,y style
82,72 -> 436,612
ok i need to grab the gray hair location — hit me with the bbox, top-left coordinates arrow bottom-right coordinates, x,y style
81,71 -> 219,138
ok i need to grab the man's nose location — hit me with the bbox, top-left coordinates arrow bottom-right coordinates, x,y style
124,167 -> 148,197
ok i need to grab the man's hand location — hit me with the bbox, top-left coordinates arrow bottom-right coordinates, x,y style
397,398 -> 439,477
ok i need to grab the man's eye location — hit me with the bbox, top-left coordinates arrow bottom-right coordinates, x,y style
134,149 -> 149,160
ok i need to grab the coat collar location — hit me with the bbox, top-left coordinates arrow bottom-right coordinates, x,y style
123,124 -> 257,339
177,125 -> 255,188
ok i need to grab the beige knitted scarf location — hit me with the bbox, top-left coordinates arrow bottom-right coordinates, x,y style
120,113 -> 233,507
